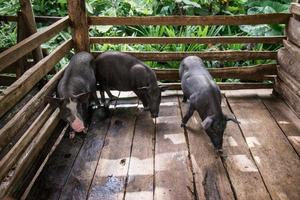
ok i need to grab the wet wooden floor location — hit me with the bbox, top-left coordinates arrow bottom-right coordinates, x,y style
27,90 -> 300,200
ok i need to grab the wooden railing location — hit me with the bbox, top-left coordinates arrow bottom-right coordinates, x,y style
89,13 -> 290,90
0,2 -> 295,199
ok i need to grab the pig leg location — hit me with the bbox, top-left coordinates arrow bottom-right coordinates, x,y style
134,90 -> 149,111
100,90 -> 106,105
182,95 -> 188,102
181,103 -> 195,127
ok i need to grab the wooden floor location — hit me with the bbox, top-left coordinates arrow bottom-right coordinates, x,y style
26,89 -> 300,200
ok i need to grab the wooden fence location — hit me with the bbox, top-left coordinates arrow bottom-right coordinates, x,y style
0,0 -> 297,198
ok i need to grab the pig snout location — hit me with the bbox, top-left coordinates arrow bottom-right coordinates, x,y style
70,117 -> 85,133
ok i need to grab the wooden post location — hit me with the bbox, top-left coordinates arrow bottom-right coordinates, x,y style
67,0 -> 90,52
19,0 -> 43,64
16,12 -> 27,78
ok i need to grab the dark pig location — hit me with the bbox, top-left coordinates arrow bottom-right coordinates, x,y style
47,52 -> 99,134
180,56 -> 239,150
95,52 -> 165,118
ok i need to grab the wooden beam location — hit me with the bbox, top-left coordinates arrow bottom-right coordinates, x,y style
88,13 -> 291,26
160,82 -> 273,90
90,36 -> 285,45
155,64 -> 276,81
277,67 -> 300,97
277,48 -> 300,82
287,17 -> 300,48
19,0 -> 43,63
92,51 -> 277,61
0,66 -> 66,151
67,0 -> 89,52
291,3 -> 300,16
0,16 -> 69,72
0,109 -> 60,199
0,104 -> 55,182
0,15 -> 63,23
0,39 -> 72,118
283,39 -> 300,63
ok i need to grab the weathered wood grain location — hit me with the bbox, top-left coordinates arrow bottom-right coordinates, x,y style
283,40 -> 300,63
227,93 -> 300,200
287,17 -> 300,48
0,39 -> 72,118
277,48 -> 300,83
277,67 -> 300,97
155,64 -> 276,81
154,95 -> 193,200
92,51 -> 277,61
88,95 -> 138,200
0,16 -> 69,72
67,0 -> 89,52
90,36 -> 285,45
124,108 -> 155,200
0,66 -> 66,151
260,94 -> 300,156
291,3 -> 300,16
88,13 -> 290,25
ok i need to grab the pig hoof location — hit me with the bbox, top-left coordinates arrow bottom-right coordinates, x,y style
180,123 -> 186,128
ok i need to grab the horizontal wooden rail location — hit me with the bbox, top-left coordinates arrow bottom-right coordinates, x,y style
0,15 -> 62,23
161,82 -> 273,90
0,39 -> 72,118
155,64 -> 276,81
0,108 -> 60,199
0,66 -> 66,151
88,13 -> 290,26
0,16 -> 69,72
90,36 -> 285,44
291,3 -> 300,16
92,51 -> 277,61
0,104 -> 55,183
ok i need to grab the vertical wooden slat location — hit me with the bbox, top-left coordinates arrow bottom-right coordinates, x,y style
67,0 -> 89,52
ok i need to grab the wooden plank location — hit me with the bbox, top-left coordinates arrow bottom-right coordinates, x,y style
274,78 -> 300,118
59,108 -> 112,200
0,109 -> 60,199
287,17 -> 300,48
277,48 -> 300,82
26,131 -> 84,200
0,39 -> 72,118
277,67 -> 300,97
67,0 -> 89,52
283,40 -> 300,63
19,0 -> 44,63
90,36 -> 285,45
291,3 -> 300,16
0,16 -> 69,72
0,15 -> 62,23
124,109 -> 154,200
154,95 -> 193,200
0,66 -> 65,151
226,93 -> 300,200
0,104 -> 55,182
88,13 -> 290,26
155,64 -> 277,81
92,51 -> 277,61
0,75 -> 15,86
179,95 -> 234,200
260,95 -> 300,156
160,82 -> 273,90
87,94 -> 138,200
220,96 -> 271,200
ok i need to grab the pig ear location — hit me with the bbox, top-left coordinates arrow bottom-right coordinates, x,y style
73,92 -> 91,102
45,96 -> 63,107
225,115 -> 240,124
201,116 -> 214,130
137,86 -> 150,91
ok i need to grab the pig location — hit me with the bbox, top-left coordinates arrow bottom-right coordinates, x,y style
179,56 -> 239,150
94,52 -> 165,118
47,51 -> 99,135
